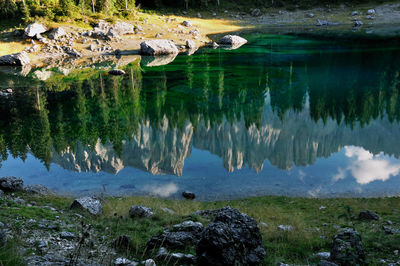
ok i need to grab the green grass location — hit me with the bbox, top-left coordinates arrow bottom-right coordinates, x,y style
0,193 -> 399,265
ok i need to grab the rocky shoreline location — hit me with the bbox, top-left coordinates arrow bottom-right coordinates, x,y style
0,176 -> 399,265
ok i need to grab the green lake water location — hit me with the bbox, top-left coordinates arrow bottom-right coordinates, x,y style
1,32 -> 400,199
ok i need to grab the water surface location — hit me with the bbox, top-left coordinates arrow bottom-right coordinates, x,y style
1,33 -> 400,199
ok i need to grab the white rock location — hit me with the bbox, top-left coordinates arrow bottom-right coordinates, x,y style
24,23 -> 47,38
140,39 -> 179,55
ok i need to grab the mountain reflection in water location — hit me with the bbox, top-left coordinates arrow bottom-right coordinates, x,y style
0,34 -> 400,198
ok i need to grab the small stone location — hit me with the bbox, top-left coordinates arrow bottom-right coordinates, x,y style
319,206 -> 327,210
358,210 -> 379,221
25,184 -> 53,195
129,205 -> 154,218
144,259 -> 156,266
182,191 -> 195,200
354,20 -> 363,27
277,225 -> 294,231
316,251 -> 331,260
351,11 -> 359,16
182,21 -> 192,27
197,13 -> 202,18
251,9 -> 261,17
60,231 -> 75,240
114,257 -> 137,266
366,15 -> 374,20
367,9 -> 375,15
319,260 -> 338,266
306,13 -> 315,18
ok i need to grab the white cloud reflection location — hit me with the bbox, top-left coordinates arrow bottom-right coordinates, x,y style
333,146 -> 400,185
143,183 -> 178,197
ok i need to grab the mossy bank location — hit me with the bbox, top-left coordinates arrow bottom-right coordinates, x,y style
0,187 -> 399,265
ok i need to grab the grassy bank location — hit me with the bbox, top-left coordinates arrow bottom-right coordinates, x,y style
0,192 -> 399,265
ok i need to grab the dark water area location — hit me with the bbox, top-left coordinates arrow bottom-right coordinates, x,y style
1,33 -> 400,200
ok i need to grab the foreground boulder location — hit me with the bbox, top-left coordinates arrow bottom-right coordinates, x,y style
331,229 -> 365,265
0,52 -> 30,66
70,196 -> 102,215
48,27 -> 67,40
140,40 -> 179,55
219,35 -> 247,46
196,207 -> 266,265
147,221 -> 204,250
0,176 -> 24,192
24,23 -> 47,38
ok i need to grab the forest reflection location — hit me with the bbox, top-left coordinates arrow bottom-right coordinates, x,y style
0,41 -> 400,175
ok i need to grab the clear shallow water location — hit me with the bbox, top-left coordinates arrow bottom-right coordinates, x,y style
1,33 -> 400,199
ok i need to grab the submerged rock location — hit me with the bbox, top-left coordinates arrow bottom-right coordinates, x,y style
140,40 -> 179,55
129,205 -> 154,218
182,191 -> 195,200
0,52 -> 30,66
0,176 -> 24,192
70,196 -> 102,215
196,207 -> 266,265
331,229 -> 365,265
24,23 -> 47,38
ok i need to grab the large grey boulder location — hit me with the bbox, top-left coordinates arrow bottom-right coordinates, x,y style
0,52 -> 30,66
147,221 -> 204,250
140,40 -> 179,55
196,207 -> 266,265
0,176 -> 24,192
70,196 -> 102,215
24,23 -> 47,38
219,35 -> 247,46
129,205 -> 154,218
331,229 -> 365,265
48,27 -> 67,40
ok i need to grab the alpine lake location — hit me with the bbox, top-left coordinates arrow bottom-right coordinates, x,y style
1,27 -> 400,200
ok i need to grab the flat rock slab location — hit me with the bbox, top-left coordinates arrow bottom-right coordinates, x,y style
140,40 -> 179,56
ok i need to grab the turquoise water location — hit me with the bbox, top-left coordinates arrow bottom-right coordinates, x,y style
1,33 -> 400,199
